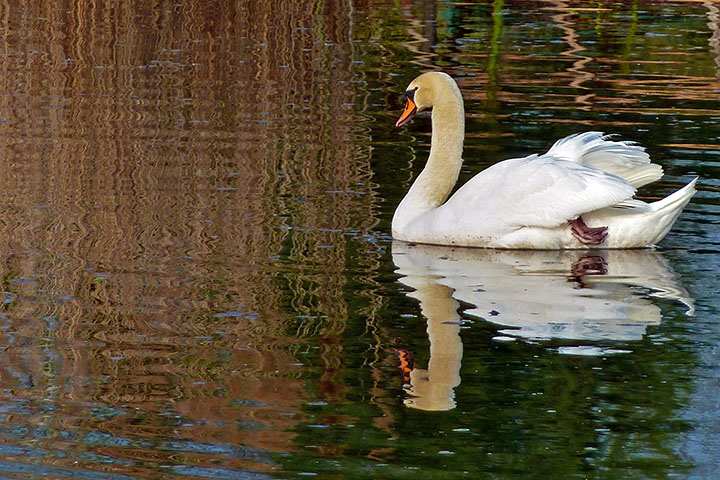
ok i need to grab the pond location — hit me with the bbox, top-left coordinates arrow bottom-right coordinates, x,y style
0,0 -> 718,479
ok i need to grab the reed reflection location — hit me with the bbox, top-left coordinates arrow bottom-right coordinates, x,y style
0,0 -> 375,476
393,240 -> 693,410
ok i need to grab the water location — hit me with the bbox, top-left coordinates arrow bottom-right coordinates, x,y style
0,1 -> 718,478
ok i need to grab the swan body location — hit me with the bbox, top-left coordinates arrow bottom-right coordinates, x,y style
393,72 -> 697,249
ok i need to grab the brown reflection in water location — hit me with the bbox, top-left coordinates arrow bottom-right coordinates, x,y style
400,0 -> 438,67
546,1 -> 597,108
707,3 -> 720,74
0,0 -> 376,474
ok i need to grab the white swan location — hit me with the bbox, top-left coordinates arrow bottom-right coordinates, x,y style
393,72 -> 698,249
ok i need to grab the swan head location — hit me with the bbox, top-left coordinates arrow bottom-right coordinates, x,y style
396,72 -> 459,128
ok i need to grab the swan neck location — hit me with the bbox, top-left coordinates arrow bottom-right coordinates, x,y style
392,90 -> 465,238
429,101 -> 465,169
413,97 -> 465,208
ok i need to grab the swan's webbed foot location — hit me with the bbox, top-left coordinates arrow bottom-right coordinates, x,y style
569,216 -> 608,245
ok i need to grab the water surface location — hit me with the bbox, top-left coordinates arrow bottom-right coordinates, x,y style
0,1 -> 718,479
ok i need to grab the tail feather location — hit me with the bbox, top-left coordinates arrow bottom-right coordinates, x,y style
650,177 -> 698,214
647,177 -> 698,244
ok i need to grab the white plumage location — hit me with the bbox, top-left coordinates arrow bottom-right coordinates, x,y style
393,72 -> 697,249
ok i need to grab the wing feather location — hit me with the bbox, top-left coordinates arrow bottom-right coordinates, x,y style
445,153 -> 637,230
546,132 -> 663,187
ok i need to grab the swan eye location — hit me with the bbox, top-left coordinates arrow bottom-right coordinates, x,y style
405,87 -> 418,102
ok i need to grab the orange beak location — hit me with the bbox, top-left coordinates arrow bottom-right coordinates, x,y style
396,96 -> 418,127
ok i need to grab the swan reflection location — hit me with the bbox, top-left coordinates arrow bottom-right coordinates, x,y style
392,241 -> 693,411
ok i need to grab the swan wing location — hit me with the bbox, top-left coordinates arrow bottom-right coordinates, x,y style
446,154 -> 637,230
546,131 -> 663,188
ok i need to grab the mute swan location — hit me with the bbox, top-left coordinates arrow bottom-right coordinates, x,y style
394,72 -> 697,249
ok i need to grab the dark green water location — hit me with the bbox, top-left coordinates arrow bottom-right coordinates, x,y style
0,1 -> 717,479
